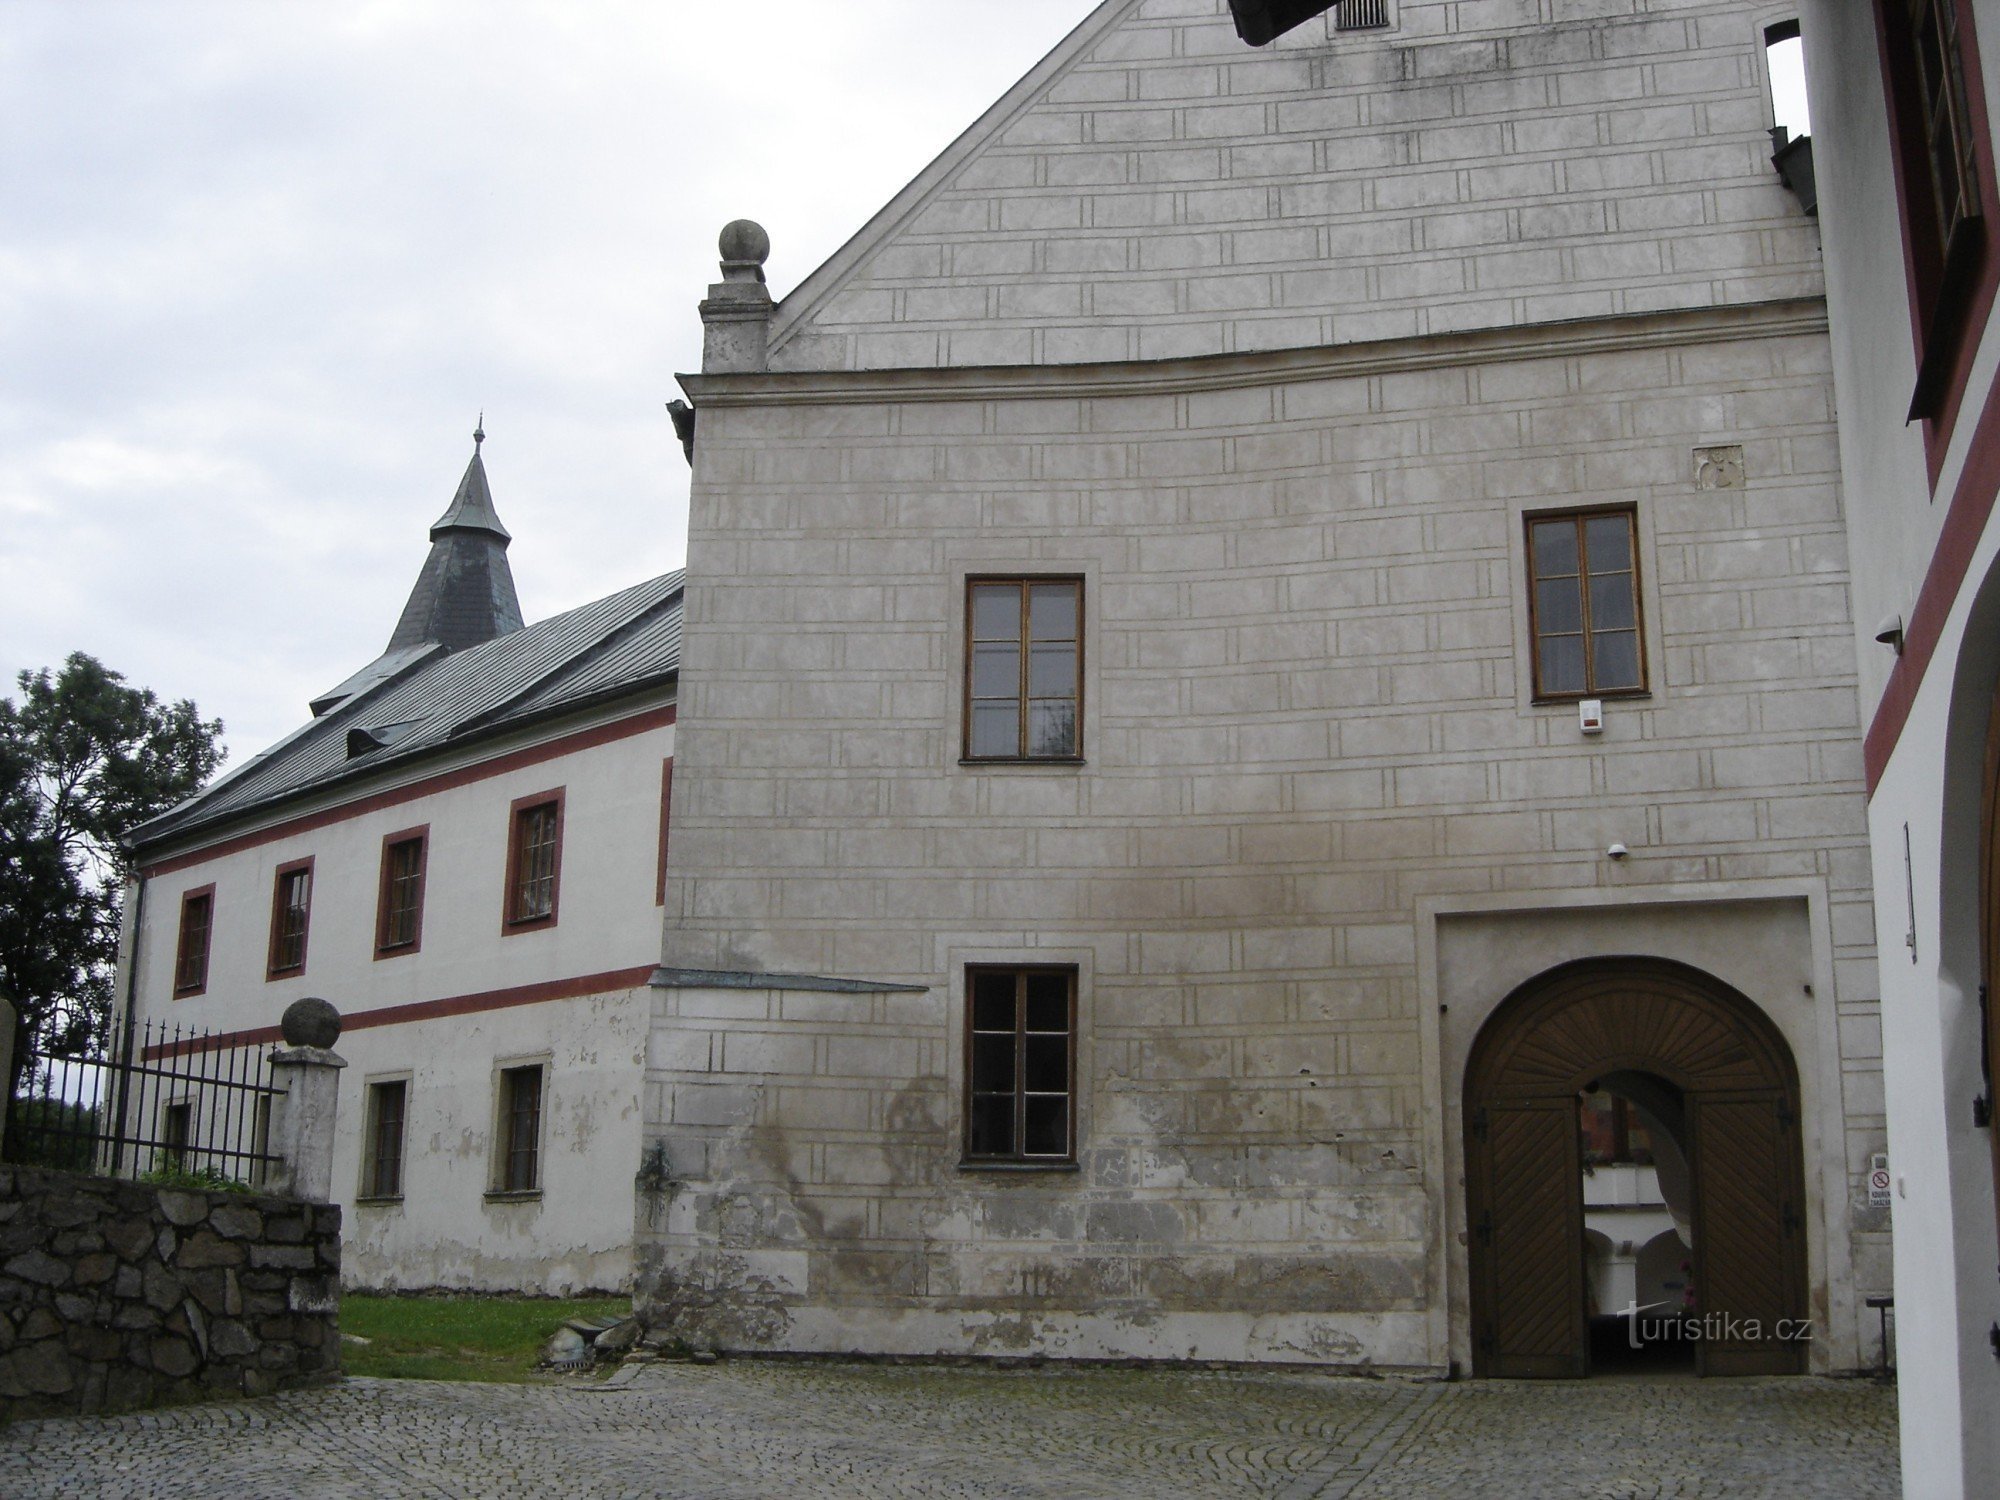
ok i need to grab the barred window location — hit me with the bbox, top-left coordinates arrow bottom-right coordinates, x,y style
266,859 -> 313,977
173,886 -> 214,996
497,1066 -> 543,1194
363,1080 -> 407,1199
505,792 -> 564,929
376,829 -> 427,955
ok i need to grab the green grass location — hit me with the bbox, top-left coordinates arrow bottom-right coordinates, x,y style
339,1294 -> 630,1383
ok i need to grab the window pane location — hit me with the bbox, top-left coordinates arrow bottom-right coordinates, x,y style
1592,630 -> 1641,689
1590,573 -> 1636,631
1024,973 -> 1069,1031
970,583 -> 1020,640
1023,1097 -> 1068,1157
969,1095 -> 1014,1156
1028,701 -> 1078,757
1024,1034 -> 1068,1094
972,1034 -> 1016,1093
1539,635 -> 1586,695
1028,642 -> 1076,697
970,703 -> 1020,757
1535,577 -> 1583,635
971,642 -> 1020,698
1531,519 -> 1578,576
1583,514 -> 1631,572
972,973 -> 1016,1031
1028,583 -> 1078,642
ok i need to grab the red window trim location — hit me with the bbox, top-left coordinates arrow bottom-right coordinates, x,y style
374,824 -> 429,959
655,758 -> 674,908
172,884 -> 216,997
502,788 -> 565,934
1875,0 -> 2000,481
265,856 -> 314,980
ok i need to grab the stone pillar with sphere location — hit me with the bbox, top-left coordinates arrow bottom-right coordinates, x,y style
699,219 -> 773,374
268,997 -> 347,1203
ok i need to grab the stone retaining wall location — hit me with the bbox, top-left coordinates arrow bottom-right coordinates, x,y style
0,1165 -> 342,1420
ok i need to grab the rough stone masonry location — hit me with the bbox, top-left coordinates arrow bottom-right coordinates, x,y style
0,1165 -> 341,1421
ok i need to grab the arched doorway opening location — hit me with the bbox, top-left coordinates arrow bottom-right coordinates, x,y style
1465,957 -> 1808,1377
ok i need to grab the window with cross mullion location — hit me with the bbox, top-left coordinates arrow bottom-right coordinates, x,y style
966,578 -> 1082,761
965,967 -> 1075,1164
1526,509 -> 1645,699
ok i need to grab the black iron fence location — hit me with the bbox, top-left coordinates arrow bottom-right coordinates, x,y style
4,1020 -> 284,1187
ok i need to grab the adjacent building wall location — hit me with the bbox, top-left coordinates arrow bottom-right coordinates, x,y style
129,704 -> 674,1293
1805,3 -> 2000,1491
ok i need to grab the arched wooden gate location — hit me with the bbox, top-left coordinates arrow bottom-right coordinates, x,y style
1465,957 -> 1808,1377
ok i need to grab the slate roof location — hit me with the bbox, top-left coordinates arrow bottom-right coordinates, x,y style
131,570 -> 684,855
384,436 -> 526,656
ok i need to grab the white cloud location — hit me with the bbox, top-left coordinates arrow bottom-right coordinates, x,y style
1,0 -> 1092,761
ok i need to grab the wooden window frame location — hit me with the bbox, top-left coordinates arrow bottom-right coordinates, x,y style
1877,0 -> 1999,444
1524,507 -> 1648,703
265,856 -> 314,979
489,1063 -> 545,1198
961,966 -> 1078,1168
172,884 -> 215,997
374,825 -> 429,959
962,576 -> 1085,764
359,1077 -> 409,1202
655,758 -> 673,908
502,789 -> 564,933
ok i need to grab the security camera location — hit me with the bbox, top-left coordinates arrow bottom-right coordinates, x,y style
1606,843 -> 1630,860
1874,613 -> 1905,654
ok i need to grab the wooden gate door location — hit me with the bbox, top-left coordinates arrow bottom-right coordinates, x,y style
1465,957 -> 1807,1378
1688,1091 -> 1808,1375
1468,1097 -> 1586,1378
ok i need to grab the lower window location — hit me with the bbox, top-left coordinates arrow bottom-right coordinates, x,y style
964,967 -> 1076,1164
496,1065 -> 544,1194
363,1080 -> 408,1199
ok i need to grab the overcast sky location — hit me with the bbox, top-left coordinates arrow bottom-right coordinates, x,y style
0,0 -> 1091,765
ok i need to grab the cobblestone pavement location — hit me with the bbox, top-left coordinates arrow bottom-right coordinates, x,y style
0,1362 -> 1898,1499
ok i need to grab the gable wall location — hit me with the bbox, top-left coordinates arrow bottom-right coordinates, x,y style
773,0 -> 1820,372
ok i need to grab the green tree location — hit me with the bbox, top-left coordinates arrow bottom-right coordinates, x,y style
0,654 -> 223,1073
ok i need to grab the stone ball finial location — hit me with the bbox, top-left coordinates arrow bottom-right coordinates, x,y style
719,219 -> 770,267
281,996 -> 342,1049
718,220 -> 770,286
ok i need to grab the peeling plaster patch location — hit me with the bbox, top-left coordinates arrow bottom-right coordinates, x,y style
636,1248 -> 797,1350
1251,1318 -> 1368,1364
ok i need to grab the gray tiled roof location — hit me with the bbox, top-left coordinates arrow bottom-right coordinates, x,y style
383,444 -> 525,656
132,571 -> 683,854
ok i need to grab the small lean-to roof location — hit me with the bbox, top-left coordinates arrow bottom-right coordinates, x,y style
132,571 -> 684,855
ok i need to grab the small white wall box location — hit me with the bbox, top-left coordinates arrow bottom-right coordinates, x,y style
1579,699 -> 1605,735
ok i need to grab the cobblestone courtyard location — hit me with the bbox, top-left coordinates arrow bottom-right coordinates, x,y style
0,1362 -> 1898,1499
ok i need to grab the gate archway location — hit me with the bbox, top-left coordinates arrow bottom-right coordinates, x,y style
1465,956 -> 1807,1377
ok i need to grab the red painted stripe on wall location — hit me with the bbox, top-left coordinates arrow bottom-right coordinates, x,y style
143,964 -> 658,1059
140,704 -> 676,879
1864,367 -> 2000,791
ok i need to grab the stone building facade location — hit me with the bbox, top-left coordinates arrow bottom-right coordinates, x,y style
641,0 -> 1885,1374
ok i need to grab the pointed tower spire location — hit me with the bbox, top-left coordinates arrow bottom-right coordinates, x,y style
385,423 -> 525,654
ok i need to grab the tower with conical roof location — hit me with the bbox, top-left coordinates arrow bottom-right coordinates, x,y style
385,424 -> 524,654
